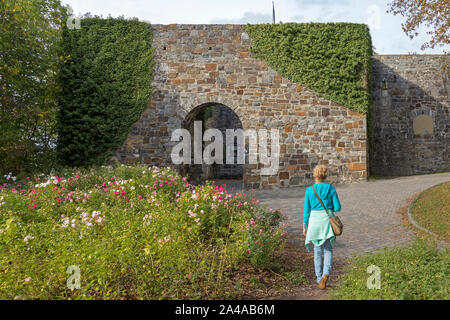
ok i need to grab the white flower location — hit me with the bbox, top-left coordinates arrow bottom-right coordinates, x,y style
24,235 -> 34,243
92,211 -> 100,218
62,218 -> 69,228
143,214 -> 151,226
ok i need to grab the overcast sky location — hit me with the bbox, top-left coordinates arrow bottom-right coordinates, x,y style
62,0 -> 449,54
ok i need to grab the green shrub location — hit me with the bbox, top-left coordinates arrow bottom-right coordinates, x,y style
57,17 -> 154,167
330,240 -> 449,300
246,23 -> 373,114
0,165 -> 284,299
0,0 -> 66,176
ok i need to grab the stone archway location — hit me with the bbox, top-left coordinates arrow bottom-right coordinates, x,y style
181,102 -> 244,186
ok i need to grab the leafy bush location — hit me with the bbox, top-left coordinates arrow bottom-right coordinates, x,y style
246,23 -> 373,114
0,0 -> 66,175
57,17 -> 154,167
0,165 -> 284,299
330,240 -> 449,300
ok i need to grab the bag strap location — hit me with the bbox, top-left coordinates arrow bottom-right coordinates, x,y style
311,184 -> 328,212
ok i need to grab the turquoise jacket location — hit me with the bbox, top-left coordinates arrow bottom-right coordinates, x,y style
303,183 -> 341,229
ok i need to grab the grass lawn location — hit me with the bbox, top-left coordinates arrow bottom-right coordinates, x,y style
412,181 -> 450,240
329,239 -> 449,300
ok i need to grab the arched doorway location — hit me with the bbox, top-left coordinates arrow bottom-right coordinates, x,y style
181,103 -> 244,187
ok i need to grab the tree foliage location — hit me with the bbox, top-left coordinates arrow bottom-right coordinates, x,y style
57,17 -> 154,167
0,0 -> 67,175
246,23 -> 373,114
388,0 -> 450,50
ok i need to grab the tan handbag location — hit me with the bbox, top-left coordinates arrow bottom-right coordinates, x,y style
312,185 -> 343,236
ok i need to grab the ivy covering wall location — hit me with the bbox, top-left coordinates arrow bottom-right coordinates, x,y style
57,17 -> 154,167
246,23 -> 373,114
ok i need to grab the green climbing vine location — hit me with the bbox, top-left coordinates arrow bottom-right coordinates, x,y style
246,23 -> 373,115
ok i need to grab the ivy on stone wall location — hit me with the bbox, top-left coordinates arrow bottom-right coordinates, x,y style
246,23 -> 373,114
57,17 -> 154,167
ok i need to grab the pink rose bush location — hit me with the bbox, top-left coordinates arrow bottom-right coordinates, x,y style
0,164 -> 285,299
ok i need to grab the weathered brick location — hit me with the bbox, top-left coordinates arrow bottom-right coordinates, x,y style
205,63 -> 217,71
348,163 -> 366,171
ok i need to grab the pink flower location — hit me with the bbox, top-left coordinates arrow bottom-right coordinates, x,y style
26,177 -> 30,180
259,229 -> 264,234
246,249 -> 251,254
188,210 -> 197,218
138,195 -> 143,200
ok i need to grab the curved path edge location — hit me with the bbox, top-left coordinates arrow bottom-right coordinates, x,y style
407,183 -> 445,239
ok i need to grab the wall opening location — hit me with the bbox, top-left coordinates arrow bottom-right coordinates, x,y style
181,103 -> 244,186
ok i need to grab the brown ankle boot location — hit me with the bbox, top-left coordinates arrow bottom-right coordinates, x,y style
318,274 -> 328,290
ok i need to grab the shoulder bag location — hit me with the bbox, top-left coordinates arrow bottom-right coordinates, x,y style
311,185 -> 343,236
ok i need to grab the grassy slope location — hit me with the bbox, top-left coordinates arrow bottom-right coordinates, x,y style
412,181 -> 450,240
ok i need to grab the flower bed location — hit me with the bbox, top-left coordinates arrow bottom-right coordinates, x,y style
0,165 -> 285,299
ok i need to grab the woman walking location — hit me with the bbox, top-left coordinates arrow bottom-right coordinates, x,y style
302,165 -> 341,290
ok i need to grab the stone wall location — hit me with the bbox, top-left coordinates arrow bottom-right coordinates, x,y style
372,55 -> 449,175
116,24 -> 368,189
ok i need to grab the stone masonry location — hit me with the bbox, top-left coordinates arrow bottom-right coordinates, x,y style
116,24 -> 368,189
372,54 -> 449,175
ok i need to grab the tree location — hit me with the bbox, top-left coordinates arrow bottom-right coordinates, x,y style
0,0 -> 67,175
388,0 -> 449,50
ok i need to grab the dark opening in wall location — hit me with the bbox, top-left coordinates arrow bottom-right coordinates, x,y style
181,103 -> 244,185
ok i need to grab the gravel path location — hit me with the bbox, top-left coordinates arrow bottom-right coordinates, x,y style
215,173 -> 450,259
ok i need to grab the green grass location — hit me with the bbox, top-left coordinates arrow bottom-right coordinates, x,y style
281,270 -> 308,286
412,181 -> 450,240
329,239 -> 449,300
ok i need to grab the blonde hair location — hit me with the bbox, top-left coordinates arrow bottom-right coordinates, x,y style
313,165 -> 328,181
